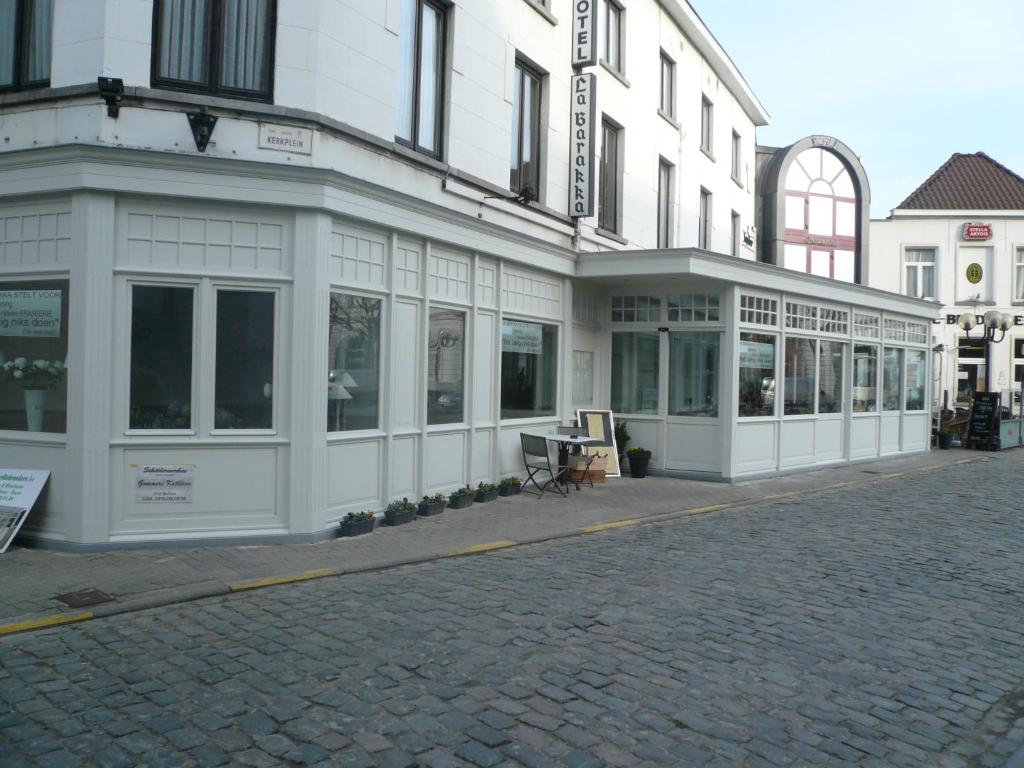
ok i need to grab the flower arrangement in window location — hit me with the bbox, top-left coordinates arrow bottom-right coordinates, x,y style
1,358 -> 66,390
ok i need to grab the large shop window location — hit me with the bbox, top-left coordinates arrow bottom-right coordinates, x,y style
501,320 -> 557,419
611,332 -> 659,414
0,0 -> 52,92
152,0 -> 276,100
0,279 -> 68,433
738,332 -> 775,417
882,347 -> 903,412
214,290 -> 275,429
396,0 -> 446,157
818,341 -> 845,414
852,344 -> 877,413
427,308 -> 465,425
669,332 -> 718,417
905,349 -> 926,411
130,285 -> 195,430
783,337 -> 816,416
327,293 -> 381,432
510,59 -> 543,198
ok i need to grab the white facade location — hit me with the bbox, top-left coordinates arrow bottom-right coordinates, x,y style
0,0 -> 935,548
870,212 -> 1024,412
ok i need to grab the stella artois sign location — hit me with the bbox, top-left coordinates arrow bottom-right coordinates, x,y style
962,223 -> 993,241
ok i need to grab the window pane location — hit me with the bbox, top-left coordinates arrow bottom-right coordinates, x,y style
599,122 -> 618,231
0,3 -> 15,87
157,0 -> 209,84
416,2 -> 443,153
395,0 -> 417,141
657,162 -> 670,248
572,349 -> 593,406
905,349 -> 926,411
220,0 -> 270,93
669,332 -> 718,417
0,279 -> 69,433
427,308 -> 464,424
1017,257 -> 1024,302
606,4 -> 619,69
922,265 -> 935,298
130,285 -> 193,430
905,264 -> 918,297
510,66 -> 522,189
611,332 -> 659,414
501,321 -> 557,419
328,293 -> 381,432
215,290 -> 274,429
784,337 -> 815,415
882,347 -> 903,411
818,341 -> 844,414
24,0 -> 53,84
852,344 -> 877,412
739,332 -> 775,417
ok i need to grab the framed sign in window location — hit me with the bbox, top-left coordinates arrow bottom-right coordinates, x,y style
575,408 -> 621,477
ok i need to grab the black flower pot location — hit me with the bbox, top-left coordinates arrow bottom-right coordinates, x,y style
448,495 -> 474,510
498,484 -> 521,497
474,489 -> 499,503
384,507 -> 417,526
418,500 -> 446,516
937,432 -> 953,450
628,453 -> 651,479
339,517 -> 374,537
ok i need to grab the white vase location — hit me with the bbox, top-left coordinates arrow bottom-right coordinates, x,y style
24,388 -> 47,432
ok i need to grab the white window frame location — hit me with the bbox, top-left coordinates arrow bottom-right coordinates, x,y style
1015,245 -> 1024,304
659,50 -> 674,118
700,95 -> 713,157
903,246 -> 937,300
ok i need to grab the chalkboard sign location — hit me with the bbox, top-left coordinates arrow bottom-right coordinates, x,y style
967,392 -> 1001,450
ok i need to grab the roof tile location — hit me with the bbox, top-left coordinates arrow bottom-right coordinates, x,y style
897,152 -> 1024,210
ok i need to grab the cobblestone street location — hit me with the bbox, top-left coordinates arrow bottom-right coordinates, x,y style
3,455 -> 1024,767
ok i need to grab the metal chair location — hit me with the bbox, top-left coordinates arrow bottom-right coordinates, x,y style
558,425 -> 596,489
520,433 -> 567,498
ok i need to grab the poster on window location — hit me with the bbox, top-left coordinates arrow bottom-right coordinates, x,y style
134,464 -> 195,504
0,290 -> 63,337
502,320 -> 543,355
0,469 -> 50,554
739,339 -> 775,369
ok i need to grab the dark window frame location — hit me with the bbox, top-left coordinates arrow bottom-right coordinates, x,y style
150,0 -> 278,102
395,0 -> 448,159
510,57 -> 543,198
731,129 -> 742,182
700,95 -> 714,156
657,158 -> 673,249
699,187 -> 712,250
731,210 -> 740,257
598,117 -> 622,234
600,0 -> 624,74
0,0 -> 51,93
659,50 -> 674,117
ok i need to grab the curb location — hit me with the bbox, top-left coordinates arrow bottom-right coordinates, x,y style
0,456 -> 977,638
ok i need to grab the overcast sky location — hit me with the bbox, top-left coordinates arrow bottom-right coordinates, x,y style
688,0 -> 1024,218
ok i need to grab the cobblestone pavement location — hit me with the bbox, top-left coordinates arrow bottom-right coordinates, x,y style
2,454 -> 1024,767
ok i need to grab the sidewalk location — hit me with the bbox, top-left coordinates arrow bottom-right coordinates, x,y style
0,449 -> 996,635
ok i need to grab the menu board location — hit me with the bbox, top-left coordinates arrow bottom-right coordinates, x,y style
967,392 -> 1001,450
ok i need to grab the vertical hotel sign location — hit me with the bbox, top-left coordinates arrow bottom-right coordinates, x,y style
569,0 -> 598,218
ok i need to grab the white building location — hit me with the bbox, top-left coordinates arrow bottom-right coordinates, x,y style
869,152 -> 1024,414
0,0 -> 936,548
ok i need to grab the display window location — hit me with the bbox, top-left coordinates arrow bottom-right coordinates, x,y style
501,319 -> 557,419
668,332 -> 719,417
213,289 -> 275,430
427,308 -> 465,425
738,332 -> 776,417
783,337 -> 816,415
611,331 -> 659,414
818,341 -> 845,414
904,349 -> 926,412
0,278 -> 69,433
852,344 -> 877,413
882,348 -> 903,411
130,284 -> 195,430
327,293 -> 381,432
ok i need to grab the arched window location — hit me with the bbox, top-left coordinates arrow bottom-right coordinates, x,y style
782,148 -> 858,282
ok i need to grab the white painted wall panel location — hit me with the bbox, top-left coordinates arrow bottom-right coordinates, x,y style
902,413 -> 929,452
473,312 -> 495,424
477,259 -> 497,308
424,431 -> 467,491
814,418 -> 845,462
391,301 -> 420,430
327,439 -> 382,511
880,414 -> 902,455
734,422 -> 778,474
780,420 -> 816,468
429,248 -> 472,303
389,436 -> 417,500
666,422 -> 721,472
113,447 -> 283,535
330,222 -> 387,289
0,206 -> 72,267
503,267 -> 562,319
472,429 -> 494,483
394,240 -> 422,295
850,417 -> 880,459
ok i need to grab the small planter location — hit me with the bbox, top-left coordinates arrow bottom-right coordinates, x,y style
498,484 -> 521,497
474,488 -> 499,503
937,432 -> 954,450
339,516 -> 374,537
418,500 -> 446,516
384,507 -> 417,526
448,494 -> 474,510
627,450 -> 652,479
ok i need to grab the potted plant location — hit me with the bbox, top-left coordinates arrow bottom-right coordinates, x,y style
339,511 -> 375,537
474,481 -> 498,503
937,429 -> 954,450
614,419 -> 631,467
498,477 -> 522,496
627,446 -> 652,479
384,497 -> 417,526
418,492 -> 447,516
1,357 -> 66,432
448,486 -> 475,510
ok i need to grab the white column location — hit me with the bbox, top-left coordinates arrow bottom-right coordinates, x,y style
288,211 -> 331,535
65,191 -> 115,544
719,285 -> 740,480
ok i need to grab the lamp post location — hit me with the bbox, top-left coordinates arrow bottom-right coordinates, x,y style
957,310 -> 1012,394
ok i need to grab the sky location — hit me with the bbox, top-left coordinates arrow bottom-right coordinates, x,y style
688,0 -> 1024,218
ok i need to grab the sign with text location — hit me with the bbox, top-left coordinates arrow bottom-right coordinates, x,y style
967,392 -> 1000,450
258,124 -> 313,155
946,314 -> 1024,326
739,340 -> 775,369
0,290 -> 62,337
0,469 -> 50,554
965,262 -> 984,284
571,0 -> 598,68
569,73 -> 596,218
575,409 -> 621,477
502,320 -> 543,355
134,464 -> 195,504
962,223 -> 992,241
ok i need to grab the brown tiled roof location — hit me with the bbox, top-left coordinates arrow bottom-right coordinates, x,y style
897,152 -> 1024,210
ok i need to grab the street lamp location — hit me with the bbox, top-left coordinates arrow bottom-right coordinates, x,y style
958,310 -> 1012,393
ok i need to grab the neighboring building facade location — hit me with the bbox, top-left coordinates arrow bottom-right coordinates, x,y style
870,153 -> 1024,413
0,0 -> 935,548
